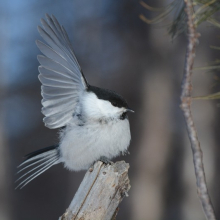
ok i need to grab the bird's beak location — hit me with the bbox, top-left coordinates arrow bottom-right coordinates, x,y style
126,108 -> 135,113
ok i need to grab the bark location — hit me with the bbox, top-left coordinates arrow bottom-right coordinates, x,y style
60,161 -> 130,220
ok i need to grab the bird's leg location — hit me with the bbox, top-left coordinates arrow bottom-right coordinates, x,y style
99,156 -> 113,165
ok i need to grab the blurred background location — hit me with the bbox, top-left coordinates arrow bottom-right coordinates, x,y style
0,0 -> 220,219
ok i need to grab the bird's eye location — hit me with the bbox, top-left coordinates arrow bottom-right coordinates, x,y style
111,101 -> 118,107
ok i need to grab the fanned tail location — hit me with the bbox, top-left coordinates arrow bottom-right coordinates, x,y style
16,145 -> 60,189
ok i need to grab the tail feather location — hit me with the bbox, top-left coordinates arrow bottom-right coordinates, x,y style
16,158 -> 58,189
16,156 -> 58,182
17,154 -> 55,174
18,151 -> 57,168
24,145 -> 58,159
16,145 -> 60,189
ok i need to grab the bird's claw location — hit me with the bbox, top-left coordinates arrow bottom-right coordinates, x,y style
99,156 -> 113,165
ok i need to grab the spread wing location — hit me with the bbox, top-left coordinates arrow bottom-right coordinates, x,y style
36,14 -> 88,129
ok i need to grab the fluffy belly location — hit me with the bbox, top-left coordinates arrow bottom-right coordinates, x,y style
59,119 -> 131,171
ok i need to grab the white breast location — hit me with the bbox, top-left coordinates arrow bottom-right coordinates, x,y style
59,117 -> 131,171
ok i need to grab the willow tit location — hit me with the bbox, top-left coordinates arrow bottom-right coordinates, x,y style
16,14 -> 133,189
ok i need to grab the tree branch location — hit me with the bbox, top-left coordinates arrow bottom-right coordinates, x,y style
59,161 -> 130,220
180,1 -> 216,219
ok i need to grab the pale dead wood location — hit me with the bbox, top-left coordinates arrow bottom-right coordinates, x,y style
59,161 -> 130,220
180,0 -> 216,219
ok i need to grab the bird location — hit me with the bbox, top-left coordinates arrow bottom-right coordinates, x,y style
16,14 -> 134,189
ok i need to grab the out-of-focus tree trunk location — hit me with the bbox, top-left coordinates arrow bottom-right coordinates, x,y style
0,9 -> 11,219
132,26 -> 175,219
0,120 -> 11,220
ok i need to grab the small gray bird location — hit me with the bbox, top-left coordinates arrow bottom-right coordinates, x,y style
16,14 -> 133,189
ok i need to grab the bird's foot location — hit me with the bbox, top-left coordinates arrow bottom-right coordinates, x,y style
99,156 -> 113,165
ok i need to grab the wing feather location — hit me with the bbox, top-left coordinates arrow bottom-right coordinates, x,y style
42,102 -> 74,116
37,55 -> 80,81
38,66 -> 73,80
41,86 -> 75,96
39,72 -> 74,84
37,26 -> 67,61
36,40 -> 75,72
43,111 -> 73,128
42,95 -> 78,108
36,14 -> 88,128
38,21 -> 81,75
39,75 -> 75,88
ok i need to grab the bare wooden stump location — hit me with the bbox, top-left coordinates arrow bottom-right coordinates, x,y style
60,161 -> 130,220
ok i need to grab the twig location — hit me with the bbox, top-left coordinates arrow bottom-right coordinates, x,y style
59,161 -> 130,220
180,0 -> 216,219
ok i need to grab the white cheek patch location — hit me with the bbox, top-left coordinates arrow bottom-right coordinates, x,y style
82,92 -> 124,119
97,99 -> 118,115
